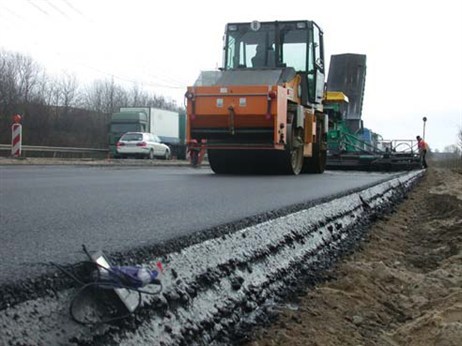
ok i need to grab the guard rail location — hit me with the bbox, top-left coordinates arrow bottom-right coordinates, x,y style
0,144 -> 108,158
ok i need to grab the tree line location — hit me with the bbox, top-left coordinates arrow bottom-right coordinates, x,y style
0,49 -> 181,148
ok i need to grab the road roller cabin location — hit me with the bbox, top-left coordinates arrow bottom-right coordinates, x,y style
186,20 -> 327,175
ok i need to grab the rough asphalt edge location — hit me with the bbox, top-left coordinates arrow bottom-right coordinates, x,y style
0,171 -> 423,345
105,172 -> 424,345
0,171 -> 408,311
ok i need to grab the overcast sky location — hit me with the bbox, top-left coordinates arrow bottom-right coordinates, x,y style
0,0 -> 461,150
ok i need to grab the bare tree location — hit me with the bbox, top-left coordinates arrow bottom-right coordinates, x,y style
103,78 -> 129,113
82,80 -> 105,113
15,53 -> 42,104
128,84 -> 150,107
0,50 -> 20,115
0,50 -> 48,113
44,78 -> 61,107
34,72 -> 53,105
83,78 -> 121,114
58,73 -> 80,110
1,48 -> 184,148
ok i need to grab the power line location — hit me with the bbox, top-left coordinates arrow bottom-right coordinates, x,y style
43,0 -> 71,19
0,3 -> 25,20
0,1 -> 188,101
145,71 -> 189,89
78,62 -> 185,90
61,0 -> 86,19
27,0 -> 49,16
25,0 -> 76,20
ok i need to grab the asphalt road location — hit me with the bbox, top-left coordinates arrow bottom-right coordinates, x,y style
0,165 -> 401,284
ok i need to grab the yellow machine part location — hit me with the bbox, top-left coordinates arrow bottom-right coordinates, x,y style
324,91 -> 349,104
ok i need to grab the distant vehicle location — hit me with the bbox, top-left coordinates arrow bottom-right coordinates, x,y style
116,132 -> 171,160
108,107 -> 186,159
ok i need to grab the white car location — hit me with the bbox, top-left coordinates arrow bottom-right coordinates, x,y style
116,132 -> 171,159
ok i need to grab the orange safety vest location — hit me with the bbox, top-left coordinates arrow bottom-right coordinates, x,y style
418,140 -> 428,150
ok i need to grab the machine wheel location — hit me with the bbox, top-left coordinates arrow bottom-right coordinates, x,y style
209,142 -> 304,176
302,141 -> 326,173
208,149 -> 230,174
281,124 -> 304,175
208,121 -> 303,175
302,118 -> 327,174
208,149 -> 258,174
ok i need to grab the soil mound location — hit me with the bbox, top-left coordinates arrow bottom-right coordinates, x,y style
247,167 -> 462,346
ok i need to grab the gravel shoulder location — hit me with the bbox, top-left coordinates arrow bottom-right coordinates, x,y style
245,166 -> 462,346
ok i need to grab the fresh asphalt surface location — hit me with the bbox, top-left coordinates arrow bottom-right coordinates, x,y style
0,165 -> 402,284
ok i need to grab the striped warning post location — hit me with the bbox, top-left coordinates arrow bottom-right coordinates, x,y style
11,123 -> 22,157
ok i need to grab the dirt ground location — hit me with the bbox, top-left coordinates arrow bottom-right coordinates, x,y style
246,166 -> 462,346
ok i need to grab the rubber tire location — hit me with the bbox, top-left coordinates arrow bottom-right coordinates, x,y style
283,126 -> 304,175
302,142 -> 326,174
208,149 -> 229,173
208,150 -> 257,174
164,150 -> 171,160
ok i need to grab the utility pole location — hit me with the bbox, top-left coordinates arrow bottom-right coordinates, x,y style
422,116 -> 427,140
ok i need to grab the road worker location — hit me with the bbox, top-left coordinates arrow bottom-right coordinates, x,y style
416,135 -> 428,168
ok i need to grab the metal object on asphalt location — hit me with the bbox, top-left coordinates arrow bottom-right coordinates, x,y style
90,251 -> 143,313
50,246 -> 163,325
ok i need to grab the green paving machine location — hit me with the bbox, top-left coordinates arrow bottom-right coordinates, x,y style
325,54 -> 421,171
